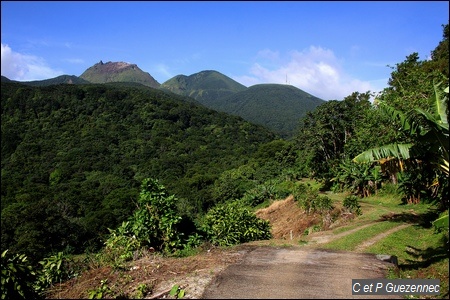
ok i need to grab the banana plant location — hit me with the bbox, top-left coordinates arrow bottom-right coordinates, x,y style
353,82 -> 448,208
332,159 -> 376,197
354,82 -> 448,178
415,83 -> 449,176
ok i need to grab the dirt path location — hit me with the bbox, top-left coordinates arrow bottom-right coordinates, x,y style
201,223 -> 410,299
354,224 -> 411,252
201,245 -> 401,299
307,222 -> 376,245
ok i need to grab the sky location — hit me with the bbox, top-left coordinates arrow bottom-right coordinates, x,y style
1,1 -> 449,100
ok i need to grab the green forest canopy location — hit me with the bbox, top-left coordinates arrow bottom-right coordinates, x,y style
1,23 -> 448,265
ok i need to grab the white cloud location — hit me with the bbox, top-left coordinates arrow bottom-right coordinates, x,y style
1,43 -> 63,81
234,46 -> 378,100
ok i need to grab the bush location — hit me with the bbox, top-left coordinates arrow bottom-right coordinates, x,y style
343,195 -> 362,216
1,250 -> 38,300
293,183 -> 333,214
200,201 -> 272,247
34,251 -> 76,295
241,182 -> 277,207
103,221 -> 141,265
103,178 -> 184,265
272,179 -> 296,199
378,182 -> 400,196
172,233 -> 205,258
315,195 -> 334,213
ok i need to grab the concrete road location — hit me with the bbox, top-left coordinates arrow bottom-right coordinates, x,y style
201,246 -> 401,299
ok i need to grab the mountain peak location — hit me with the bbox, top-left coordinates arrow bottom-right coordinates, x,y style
93,61 -> 136,71
160,70 -> 247,104
80,61 -> 160,88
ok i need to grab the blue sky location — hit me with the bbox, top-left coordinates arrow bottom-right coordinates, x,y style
1,1 -> 448,100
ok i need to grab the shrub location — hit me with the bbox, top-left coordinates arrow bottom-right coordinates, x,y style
293,183 -> 333,214
241,182 -> 277,207
103,178 -> 184,265
172,233 -> 205,258
34,251 -> 76,295
103,221 -> 141,265
273,179 -> 295,199
378,182 -> 400,196
88,279 -> 112,299
200,201 -> 272,247
1,250 -> 38,300
315,195 -> 334,213
343,195 -> 362,216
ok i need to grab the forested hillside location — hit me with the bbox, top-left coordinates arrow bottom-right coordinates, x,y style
1,82 -> 277,260
214,84 -> 325,138
161,72 -> 325,138
19,75 -> 91,86
1,22 -> 448,300
160,70 -> 247,105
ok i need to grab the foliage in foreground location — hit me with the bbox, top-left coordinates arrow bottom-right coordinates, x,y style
200,200 -> 272,247
354,82 -> 448,209
103,178 -> 184,265
1,249 -> 76,300
1,250 -> 37,300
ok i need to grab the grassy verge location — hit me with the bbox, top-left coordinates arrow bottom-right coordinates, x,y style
327,192 -> 436,234
365,225 -> 449,299
357,195 -> 433,221
319,221 -> 401,251
319,190 -> 448,299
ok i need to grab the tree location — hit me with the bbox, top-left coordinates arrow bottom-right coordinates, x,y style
429,23 -> 449,78
354,82 -> 448,207
296,92 -> 372,180
377,24 -> 449,113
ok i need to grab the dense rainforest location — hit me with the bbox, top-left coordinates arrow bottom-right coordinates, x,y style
1,83 -> 282,260
1,23 -> 448,300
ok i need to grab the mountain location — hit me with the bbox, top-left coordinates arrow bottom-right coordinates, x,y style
1,81 -> 276,259
1,76 -> 13,82
160,70 -> 247,105
161,71 -> 325,138
20,75 -> 91,86
4,65 -> 324,138
214,84 -> 325,138
1,75 -> 89,85
80,60 -> 160,88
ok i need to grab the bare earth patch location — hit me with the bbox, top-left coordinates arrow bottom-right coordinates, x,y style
255,196 -> 321,240
46,197 -> 404,299
46,246 -> 252,299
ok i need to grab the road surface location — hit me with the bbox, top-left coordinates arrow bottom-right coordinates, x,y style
201,246 -> 400,299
